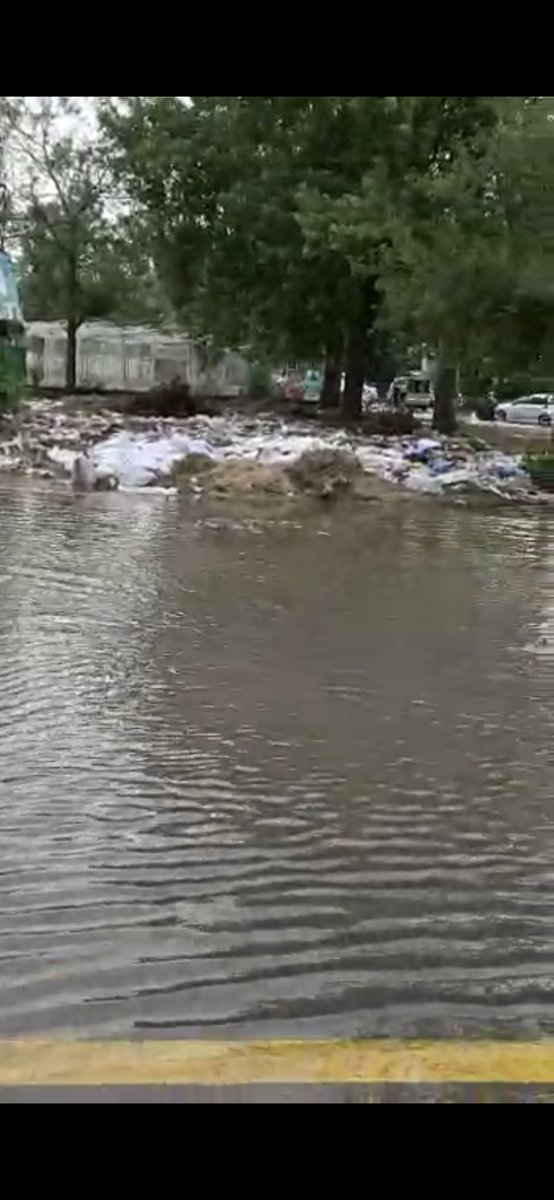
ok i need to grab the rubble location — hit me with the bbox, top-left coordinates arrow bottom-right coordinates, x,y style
287,449 -> 360,499
198,461 -> 295,499
0,396 -> 550,506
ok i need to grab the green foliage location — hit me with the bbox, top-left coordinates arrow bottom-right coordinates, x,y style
101,97 -> 361,360
523,450 -> 554,492
84,95 -> 554,427
377,98 -> 554,385
495,375 -> 554,401
19,203 -> 170,330
0,339 -> 25,411
294,96 -> 554,427
100,97 -> 510,421
3,98 -> 173,387
4,94 -> 550,422
247,361 -> 271,400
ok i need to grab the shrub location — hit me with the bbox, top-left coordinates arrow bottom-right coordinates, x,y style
360,410 -> 419,436
126,378 -> 196,418
247,362 -> 271,400
465,396 -> 496,421
0,340 -> 25,413
522,451 -> 554,492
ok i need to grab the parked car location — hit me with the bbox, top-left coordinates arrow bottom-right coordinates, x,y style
495,394 -> 554,426
387,372 -> 434,411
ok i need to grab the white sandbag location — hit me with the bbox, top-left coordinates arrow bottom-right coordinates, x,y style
72,451 -> 96,490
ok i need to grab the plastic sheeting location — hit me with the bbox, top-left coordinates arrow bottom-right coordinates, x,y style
91,430 -> 216,488
87,421 -> 530,499
82,420 -> 355,488
0,402 -> 537,501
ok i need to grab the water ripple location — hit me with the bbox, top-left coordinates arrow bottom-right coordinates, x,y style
0,480 -> 553,1038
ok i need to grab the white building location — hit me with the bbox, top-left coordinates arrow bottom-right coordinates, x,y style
25,320 -> 249,397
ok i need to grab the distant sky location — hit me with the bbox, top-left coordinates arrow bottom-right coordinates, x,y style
4,97 -> 99,199
28,96 -> 98,141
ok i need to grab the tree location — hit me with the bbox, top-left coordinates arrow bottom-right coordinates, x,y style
19,202 -> 172,347
306,97 -> 554,430
102,96 -> 507,421
4,98 -> 171,388
101,96 -> 370,408
296,97 -> 506,431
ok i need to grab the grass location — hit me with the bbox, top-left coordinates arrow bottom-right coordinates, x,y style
522,450 -> 554,492
168,452 -> 214,484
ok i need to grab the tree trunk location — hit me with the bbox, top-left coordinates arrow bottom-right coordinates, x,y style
341,327 -> 365,420
432,357 -> 457,435
66,316 -> 78,390
320,345 -> 342,408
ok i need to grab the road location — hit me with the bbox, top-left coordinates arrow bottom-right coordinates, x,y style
3,1084 -> 554,1102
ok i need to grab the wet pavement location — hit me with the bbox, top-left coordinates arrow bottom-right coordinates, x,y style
2,1084 -> 554,1103
0,478 -> 553,1098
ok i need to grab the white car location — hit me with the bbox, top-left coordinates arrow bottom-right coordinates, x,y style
495,394 -> 554,426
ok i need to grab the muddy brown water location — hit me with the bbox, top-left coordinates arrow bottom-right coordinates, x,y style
0,478 -> 553,1041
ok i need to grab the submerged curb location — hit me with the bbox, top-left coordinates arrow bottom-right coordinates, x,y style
1,1039 -> 554,1086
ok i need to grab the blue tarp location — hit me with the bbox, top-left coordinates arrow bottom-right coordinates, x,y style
0,250 -> 24,325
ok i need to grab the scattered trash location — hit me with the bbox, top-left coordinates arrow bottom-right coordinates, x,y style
403,437 -> 442,463
0,397 -> 549,505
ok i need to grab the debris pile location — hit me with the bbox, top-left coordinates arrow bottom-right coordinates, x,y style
355,435 -> 533,500
197,460 -> 294,499
0,398 -> 549,505
286,448 -> 360,498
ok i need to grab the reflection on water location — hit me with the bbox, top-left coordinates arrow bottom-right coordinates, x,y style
0,479 -> 553,1039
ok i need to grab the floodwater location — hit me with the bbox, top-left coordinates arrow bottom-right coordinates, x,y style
0,479 -> 553,1042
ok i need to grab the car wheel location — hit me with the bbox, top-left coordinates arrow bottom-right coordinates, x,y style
538,412 -> 551,427
496,409 -> 507,421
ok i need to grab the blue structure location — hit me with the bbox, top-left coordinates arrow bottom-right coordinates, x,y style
0,247 -> 25,406
0,249 -> 24,327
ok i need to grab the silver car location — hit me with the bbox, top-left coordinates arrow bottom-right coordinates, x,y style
495,394 -> 554,426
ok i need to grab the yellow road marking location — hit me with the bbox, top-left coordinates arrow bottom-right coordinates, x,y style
0,1039 -> 553,1086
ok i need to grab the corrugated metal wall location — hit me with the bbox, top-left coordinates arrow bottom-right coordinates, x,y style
25,321 -> 248,396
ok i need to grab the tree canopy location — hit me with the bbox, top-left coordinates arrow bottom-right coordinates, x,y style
102,95 -> 532,423
3,95 -> 554,420
2,97 -> 170,387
